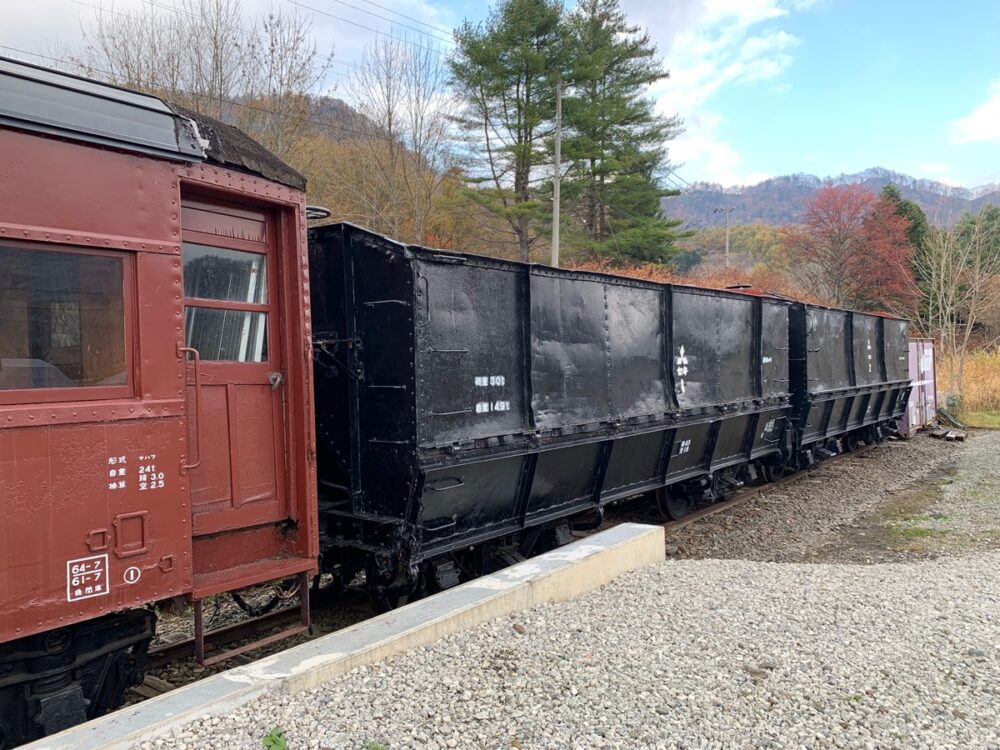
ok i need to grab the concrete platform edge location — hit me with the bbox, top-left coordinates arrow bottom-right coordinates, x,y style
24,522 -> 664,750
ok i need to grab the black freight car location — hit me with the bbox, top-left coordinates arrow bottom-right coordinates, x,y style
308,224 -> 794,602
788,303 -> 910,465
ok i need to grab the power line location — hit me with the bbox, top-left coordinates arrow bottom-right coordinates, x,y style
319,0 -> 453,46
288,0 -> 449,58
666,168 -> 695,189
353,0 -> 453,36
65,0 -> 352,84
143,0 -> 199,21
663,173 -> 686,191
70,0 -> 450,72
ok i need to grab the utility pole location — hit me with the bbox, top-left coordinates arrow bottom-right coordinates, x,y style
714,205 -> 735,267
551,79 -> 562,268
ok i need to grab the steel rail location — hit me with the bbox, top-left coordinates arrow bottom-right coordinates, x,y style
661,443 -> 882,535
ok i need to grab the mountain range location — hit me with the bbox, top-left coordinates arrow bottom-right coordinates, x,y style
660,167 -> 1000,228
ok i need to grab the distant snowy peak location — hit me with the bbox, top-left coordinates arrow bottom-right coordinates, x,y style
688,168 -> 1000,198
666,167 -> 1000,227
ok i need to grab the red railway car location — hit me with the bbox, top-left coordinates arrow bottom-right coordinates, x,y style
0,57 -> 317,745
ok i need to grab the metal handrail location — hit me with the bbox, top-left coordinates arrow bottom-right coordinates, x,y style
177,343 -> 203,472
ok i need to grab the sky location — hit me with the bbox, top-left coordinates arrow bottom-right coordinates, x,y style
3,0 -> 1000,188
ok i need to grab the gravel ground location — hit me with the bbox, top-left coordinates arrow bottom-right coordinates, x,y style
150,431 -> 1000,749
156,553 -> 1000,750
667,433 -> 976,563
901,429 -> 1000,541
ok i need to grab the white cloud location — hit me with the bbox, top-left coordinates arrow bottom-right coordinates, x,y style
918,163 -> 950,175
912,163 -> 959,186
635,0 -> 806,186
951,81 -> 1000,144
668,111 -> 771,186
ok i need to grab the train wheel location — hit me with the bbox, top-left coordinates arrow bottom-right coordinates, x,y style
844,434 -> 860,453
656,487 -> 692,521
760,462 -> 784,484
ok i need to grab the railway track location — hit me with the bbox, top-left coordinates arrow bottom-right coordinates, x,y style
659,443 -> 881,534
135,440 -> 887,701
135,591 -> 374,700
147,606 -> 304,669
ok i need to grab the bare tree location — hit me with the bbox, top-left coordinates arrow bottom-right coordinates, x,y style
344,35 -> 454,243
77,0 -> 332,160
913,211 -> 1000,400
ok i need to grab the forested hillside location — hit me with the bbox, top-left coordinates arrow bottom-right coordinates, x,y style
662,168 -> 1000,228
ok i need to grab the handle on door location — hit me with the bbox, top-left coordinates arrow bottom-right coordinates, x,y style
268,371 -> 285,390
177,344 -> 203,472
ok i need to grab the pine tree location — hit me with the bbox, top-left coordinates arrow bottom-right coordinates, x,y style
881,184 -> 929,251
560,0 -> 684,263
450,0 -> 566,262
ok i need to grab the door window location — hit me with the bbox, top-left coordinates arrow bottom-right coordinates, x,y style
182,244 -> 269,362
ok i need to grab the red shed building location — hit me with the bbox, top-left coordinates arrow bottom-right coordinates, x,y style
0,57 -> 317,743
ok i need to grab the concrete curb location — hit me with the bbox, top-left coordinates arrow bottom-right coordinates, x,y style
26,522 -> 664,750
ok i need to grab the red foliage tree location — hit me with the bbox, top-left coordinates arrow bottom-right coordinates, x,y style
780,183 -> 918,311
780,183 -> 875,307
853,193 -> 921,314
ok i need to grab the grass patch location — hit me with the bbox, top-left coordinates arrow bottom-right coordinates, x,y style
960,410 -> 1000,429
889,526 -> 939,539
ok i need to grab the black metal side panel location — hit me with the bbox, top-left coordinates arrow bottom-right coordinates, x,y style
827,396 -> 852,435
420,456 -> 524,545
717,294 -> 756,403
670,288 -> 718,406
607,282 -> 669,420
852,313 -> 883,385
530,272 -> 611,429
883,318 -> 909,382
749,408 -> 786,457
412,256 -> 528,447
802,400 -> 829,442
712,414 -> 752,466
309,225 -> 351,478
349,234 -> 418,519
671,288 -> 757,407
665,421 -> 714,479
806,307 -> 852,393
879,389 -> 901,418
527,443 -> 603,521
847,392 -> 870,428
309,224 -> 417,521
761,301 -> 791,398
601,430 -> 667,499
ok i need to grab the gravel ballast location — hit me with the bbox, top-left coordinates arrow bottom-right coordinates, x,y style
667,434 -> 968,563
152,434 -> 1000,750
158,560 -> 1000,749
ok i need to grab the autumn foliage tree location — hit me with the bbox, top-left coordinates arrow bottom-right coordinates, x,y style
853,193 -> 922,313
781,183 -> 917,311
